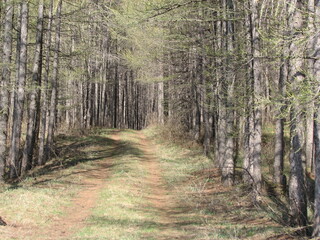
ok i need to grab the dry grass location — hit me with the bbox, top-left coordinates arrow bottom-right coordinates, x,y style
0,125 -> 308,239
143,125 -> 302,239
0,129 -> 117,239
75,130 -> 173,240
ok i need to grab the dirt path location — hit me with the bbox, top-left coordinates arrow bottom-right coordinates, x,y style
138,132 -> 183,239
0,129 -> 291,239
0,133 -> 120,240
42,162 -> 112,239
41,133 -> 122,239
0,131 -> 182,240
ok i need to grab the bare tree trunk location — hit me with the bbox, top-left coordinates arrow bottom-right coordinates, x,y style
243,0 -> 262,194
113,61 -> 118,128
274,47 -> 287,185
65,34 -> 75,129
223,82 -> 235,186
314,106 -> 320,236
21,0 -> 44,176
158,81 -> 164,124
287,0 -> 307,228
0,0 -> 13,180
203,82 -> 211,156
38,0 -> 53,165
215,12 -> 226,170
306,0 -> 315,173
306,104 -> 315,171
242,4 -> 252,184
274,116 -> 285,184
312,0 -> 320,236
221,0 -> 235,186
250,0 -> 263,195
7,4 -> 21,147
194,85 -> 201,141
8,1 -> 28,178
46,0 -> 62,159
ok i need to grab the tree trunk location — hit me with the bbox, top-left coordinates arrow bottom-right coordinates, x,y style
158,81 -> 164,124
203,82 -> 211,156
243,0 -> 262,194
274,49 -> 287,185
250,0 -> 263,195
46,0 -> 62,159
287,0 -> 307,228
7,3 -> 21,147
221,0 -> 235,186
306,0 -> 315,173
38,0 -> 53,166
312,0 -> 320,236
113,61 -> 118,128
21,0 -> 44,176
8,1 -> 28,178
0,0 -> 13,180
314,106 -> 320,236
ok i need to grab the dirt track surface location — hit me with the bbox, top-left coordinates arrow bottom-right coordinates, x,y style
0,131 -> 180,240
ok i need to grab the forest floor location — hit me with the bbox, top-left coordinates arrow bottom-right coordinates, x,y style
0,127 -> 300,239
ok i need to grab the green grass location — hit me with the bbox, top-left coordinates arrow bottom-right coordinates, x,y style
0,186 -> 74,226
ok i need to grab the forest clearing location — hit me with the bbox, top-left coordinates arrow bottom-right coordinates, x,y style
1,0 -> 320,239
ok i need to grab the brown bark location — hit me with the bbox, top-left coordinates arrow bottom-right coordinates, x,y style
158,82 -> 164,124
243,0 -> 262,194
21,0 -> 44,176
46,0 -> 62,160
314,106 -> 320,236
38,0 -> 53,165
221,0 -> 235,186
312,0 -> 320,236
0,0 -> 13,180
8,1 -> 28,178
250,0 -> 263,195
274,44 -> 287,185
287,0 -> 307,227
306,0 -> 315,173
